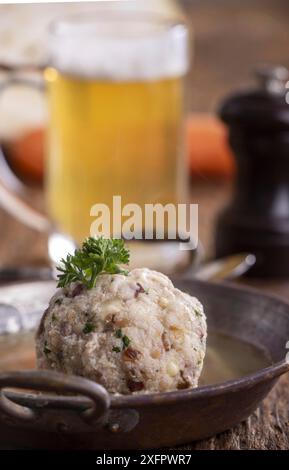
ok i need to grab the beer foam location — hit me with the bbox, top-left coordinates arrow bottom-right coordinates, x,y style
49,13 -> 189,81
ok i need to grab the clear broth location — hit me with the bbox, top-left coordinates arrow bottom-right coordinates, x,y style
0,330 -> 271,386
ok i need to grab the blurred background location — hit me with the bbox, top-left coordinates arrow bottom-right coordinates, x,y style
0,0 -> 289,272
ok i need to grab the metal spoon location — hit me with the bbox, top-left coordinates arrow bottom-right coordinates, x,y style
192,253 -> 256,282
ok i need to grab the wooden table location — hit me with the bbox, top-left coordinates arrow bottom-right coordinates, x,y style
0,181 -> 288,450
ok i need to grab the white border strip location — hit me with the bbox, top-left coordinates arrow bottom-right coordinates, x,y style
0,1 -> 123,4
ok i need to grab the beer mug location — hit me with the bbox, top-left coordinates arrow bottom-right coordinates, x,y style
0,10 -> 192,272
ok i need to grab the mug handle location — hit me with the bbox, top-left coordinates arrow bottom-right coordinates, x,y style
0,67 -> 51,232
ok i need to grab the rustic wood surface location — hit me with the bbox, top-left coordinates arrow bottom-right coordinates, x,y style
0,182 -> 288,450
181,0 -> 289,113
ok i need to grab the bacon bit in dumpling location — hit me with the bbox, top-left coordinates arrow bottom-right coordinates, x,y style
103,314 -> 116,332
123,347 -> 141,361
134,282 -> 145,298
162,331 -> 171,351
127,378 -> 145,392
70,283 -> 86,298
177,370 -> 191,390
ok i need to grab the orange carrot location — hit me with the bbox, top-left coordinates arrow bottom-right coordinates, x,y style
186,113 -> 235,179
6,114 -> 235,185
8,128 -> 44,184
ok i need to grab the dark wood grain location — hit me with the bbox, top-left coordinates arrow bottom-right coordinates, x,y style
181,0 -> 289,113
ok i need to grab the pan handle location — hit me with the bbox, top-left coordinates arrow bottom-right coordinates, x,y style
0,370 -> 110,423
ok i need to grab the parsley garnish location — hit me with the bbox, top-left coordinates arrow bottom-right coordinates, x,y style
57,237 -> 130,289
122,335 -> 130,349
115,328 -> 123,338
83,322 -> 95,334
195,308 -> 202,318
113,328 -> 131,351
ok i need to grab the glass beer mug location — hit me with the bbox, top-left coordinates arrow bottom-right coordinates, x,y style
0,10 -> 191,272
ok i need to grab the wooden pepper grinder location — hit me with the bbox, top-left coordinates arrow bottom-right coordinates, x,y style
215,65 -> 289,278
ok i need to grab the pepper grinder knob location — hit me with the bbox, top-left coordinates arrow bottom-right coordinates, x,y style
255,64 -> 289,94
215,64 -> 289,278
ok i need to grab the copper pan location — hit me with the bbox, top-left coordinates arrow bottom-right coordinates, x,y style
0,279 -> 288,449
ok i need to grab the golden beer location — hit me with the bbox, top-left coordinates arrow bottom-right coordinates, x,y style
46,12 -> 189,245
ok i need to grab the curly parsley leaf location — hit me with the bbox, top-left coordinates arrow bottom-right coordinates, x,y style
122,335 -> 130,349
82,322 -> 95,334
57,237 -> 130,289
